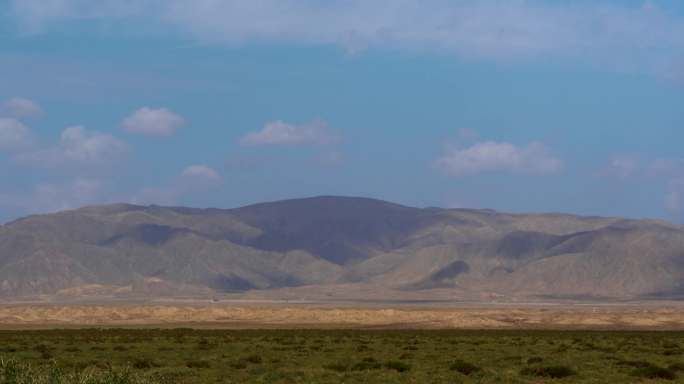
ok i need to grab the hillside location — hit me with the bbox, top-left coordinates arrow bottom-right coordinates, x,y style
0,196 -> 682,302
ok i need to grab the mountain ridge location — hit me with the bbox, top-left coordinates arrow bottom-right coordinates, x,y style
0,196 -> 682,302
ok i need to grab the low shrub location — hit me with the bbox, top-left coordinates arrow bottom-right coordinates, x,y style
244,354 -> 262,364
63,359 -> 104,371
520,365 -> 576,378
196,338 -> 216,350
663,348 -> 683,356
323,362 -> 348,372
352,357 -> 382,371
186,360 -> 211,369
449,360 -> 480,376
385,361 -> 411,373
630,365 -> 677,380
34,344 -> 52,360
229,361 -> 247,370
132,358 -> 160,370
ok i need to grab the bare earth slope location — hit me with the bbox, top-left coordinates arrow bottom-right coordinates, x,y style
0,196 -> 683,302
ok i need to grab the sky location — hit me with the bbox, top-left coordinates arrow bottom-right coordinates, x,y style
0,0 -> 683,223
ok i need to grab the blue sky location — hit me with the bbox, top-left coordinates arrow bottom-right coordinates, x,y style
1,0 -> 683,222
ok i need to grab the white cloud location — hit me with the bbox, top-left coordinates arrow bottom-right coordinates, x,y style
59,126 -> 127,163
16,126 -> 127,166
122,107 -> 184,136
0,97 -> 42,119
240,119 -> 336,146
436,141 -> 562,177
0,118 -> 33,151
181,164 -> 221,181
8,0 -> 684,80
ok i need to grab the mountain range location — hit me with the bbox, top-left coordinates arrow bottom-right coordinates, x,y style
1,196 -> 683,302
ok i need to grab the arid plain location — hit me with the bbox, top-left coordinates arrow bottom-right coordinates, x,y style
1,302 -> 684,330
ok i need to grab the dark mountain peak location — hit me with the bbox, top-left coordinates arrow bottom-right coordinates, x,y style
230,196 -> 432,265
233,195 -> 418,216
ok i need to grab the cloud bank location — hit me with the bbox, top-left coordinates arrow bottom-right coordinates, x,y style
8,0 -> 684,80
436,141 -> 562,176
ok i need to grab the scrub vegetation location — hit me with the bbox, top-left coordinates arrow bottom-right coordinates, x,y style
1,329 -> 684,383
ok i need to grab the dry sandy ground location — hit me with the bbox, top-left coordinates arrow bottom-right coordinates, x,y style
1,303 -> 684,330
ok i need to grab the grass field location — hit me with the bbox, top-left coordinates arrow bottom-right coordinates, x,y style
1,329 -> 684,383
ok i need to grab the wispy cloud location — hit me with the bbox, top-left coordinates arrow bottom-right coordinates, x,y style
122,107 -> 184,137
0,118 -> 34,151
8,0 -> 684,80
181,164 -> 221,181
240,119 -> 337,146
598,155 -> 684,180
0,97 -> 42,119
16,126 -> 128,167
435,141 -> 562,177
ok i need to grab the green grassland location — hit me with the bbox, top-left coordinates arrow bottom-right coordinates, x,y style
1,329 -> 684,383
